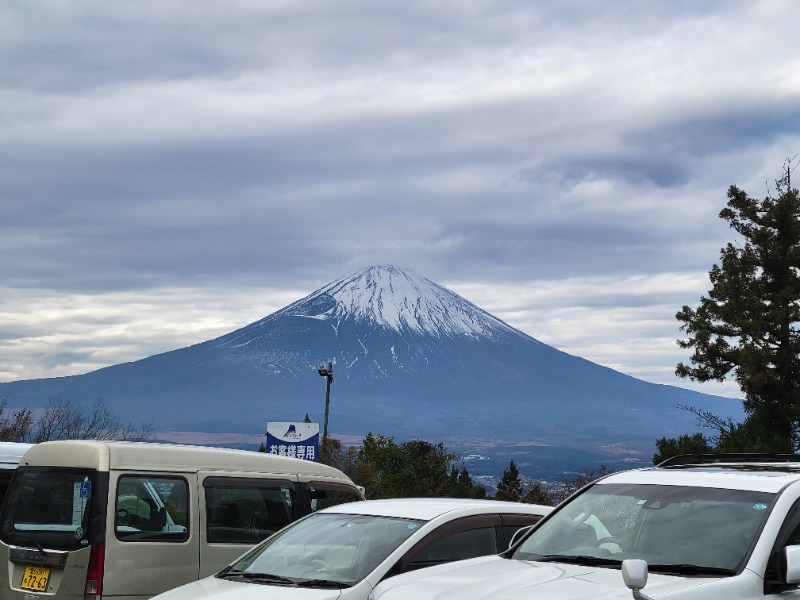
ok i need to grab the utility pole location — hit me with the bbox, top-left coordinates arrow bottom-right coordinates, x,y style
317,362 -> 333,440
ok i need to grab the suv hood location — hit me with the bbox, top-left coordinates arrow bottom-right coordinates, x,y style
374,556 -> 722,600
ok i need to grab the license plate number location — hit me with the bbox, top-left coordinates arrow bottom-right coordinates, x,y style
21,565 -> 50,591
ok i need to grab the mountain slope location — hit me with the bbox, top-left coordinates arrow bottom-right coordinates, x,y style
1,266 -> 741,457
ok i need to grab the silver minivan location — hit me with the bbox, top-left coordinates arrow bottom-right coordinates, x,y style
0,440 -> 365,600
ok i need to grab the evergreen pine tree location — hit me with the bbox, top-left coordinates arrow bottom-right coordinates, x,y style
676,161 -> 800,452
495,459 -> 522,502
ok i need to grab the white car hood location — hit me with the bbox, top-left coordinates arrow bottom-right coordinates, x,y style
153,574 -> 346,600
374,556 -> 723,600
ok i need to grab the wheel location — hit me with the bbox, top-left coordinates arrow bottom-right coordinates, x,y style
116,508 -> 130,526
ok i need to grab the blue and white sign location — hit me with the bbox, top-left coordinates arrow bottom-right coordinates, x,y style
265,422 -> 320,462
79,481 -> 92,498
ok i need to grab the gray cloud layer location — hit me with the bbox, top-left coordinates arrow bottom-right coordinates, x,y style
2,1 -> 798,399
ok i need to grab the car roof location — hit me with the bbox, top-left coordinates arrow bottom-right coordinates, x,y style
601,459 -> 800,493
319,497 -> 551,520
19,440 -> 360,482
0,442 -> 33,467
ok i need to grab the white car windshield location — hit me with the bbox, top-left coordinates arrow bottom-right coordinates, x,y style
219,512 -> 425,587
514,483 -> 775,574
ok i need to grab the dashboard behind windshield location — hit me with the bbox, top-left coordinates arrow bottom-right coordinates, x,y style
515,483 -> 774,573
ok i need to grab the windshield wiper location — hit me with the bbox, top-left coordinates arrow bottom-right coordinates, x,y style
534,555 -> 622,567
297,578 -> 350,589
217,571 -> 299,586
647,563 -> 736,577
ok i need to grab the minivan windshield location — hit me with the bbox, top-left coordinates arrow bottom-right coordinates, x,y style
219,512 -> 425,587
1,467 -> 96,551
514,483 -> 774,574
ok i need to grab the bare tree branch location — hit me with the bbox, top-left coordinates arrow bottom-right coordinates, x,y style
1,396 -> 153,443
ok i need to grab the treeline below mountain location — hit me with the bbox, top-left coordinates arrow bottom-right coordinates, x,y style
316,433 -> 609,506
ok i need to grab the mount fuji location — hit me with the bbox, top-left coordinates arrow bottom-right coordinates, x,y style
1,265 -> 741,473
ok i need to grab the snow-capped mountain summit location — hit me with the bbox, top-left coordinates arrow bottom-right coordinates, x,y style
210,265 -> 536,380
277,265 -> 525,340
0,266 -> 741,466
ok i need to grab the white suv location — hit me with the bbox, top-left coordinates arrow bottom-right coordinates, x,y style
371,455 -> 800,600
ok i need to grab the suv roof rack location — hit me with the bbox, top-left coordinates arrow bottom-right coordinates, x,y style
658,453 -> 800,467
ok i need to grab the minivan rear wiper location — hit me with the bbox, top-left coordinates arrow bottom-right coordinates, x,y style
16,534 -> 46,555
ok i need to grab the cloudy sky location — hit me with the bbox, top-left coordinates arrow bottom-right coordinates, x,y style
2,1 -> 799,400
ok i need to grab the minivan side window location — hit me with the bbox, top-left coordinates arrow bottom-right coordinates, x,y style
115,475 -> 189,542
204,477 -> 295,544
0,472 -> 15,506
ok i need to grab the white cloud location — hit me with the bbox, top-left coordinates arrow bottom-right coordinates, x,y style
0,287 -> 297,381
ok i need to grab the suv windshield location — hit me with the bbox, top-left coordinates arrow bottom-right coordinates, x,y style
219,512 -> 425,586
1,467 -> 96,551
514,483 -> 774,573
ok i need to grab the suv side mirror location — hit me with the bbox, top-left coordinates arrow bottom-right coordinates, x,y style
785,546 -> 800,584
622,559 -> 653,600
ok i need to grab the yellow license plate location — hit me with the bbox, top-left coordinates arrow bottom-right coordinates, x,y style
21,565 -> 50,592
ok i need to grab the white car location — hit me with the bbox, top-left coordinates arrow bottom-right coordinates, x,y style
153,497 -> 550,600
0,442 -> 32,502
371,455 -> 800,600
